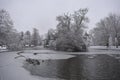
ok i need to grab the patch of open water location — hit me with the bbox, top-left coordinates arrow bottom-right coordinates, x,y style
23,54 -> 120,80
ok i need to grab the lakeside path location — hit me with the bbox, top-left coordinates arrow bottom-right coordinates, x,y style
0,47 -> 120,80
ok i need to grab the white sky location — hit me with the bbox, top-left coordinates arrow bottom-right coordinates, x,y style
0,0 -> 120,34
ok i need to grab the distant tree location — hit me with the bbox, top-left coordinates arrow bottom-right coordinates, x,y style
20,32 -> 24,41
32,28 -> 40,46
106,14 -> 120,48
92,26 -> 108,46
92,14 -> 120,47
24,31 -> 31,47
45,29 -> 57,48
92,19 -> 109,46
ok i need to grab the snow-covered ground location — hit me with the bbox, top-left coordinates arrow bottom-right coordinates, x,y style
21,54 -> 75,60
0,47 -> 120,80
0,52 -> 69,80
89,46 -> 120,49
23,48 -> 120,55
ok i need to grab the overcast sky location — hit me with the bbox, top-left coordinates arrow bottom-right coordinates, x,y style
0,0 -> 120,34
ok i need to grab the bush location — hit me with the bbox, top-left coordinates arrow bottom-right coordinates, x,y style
7,43 -> 23,51
47,40 -> 55,49
55,32 -> 88,52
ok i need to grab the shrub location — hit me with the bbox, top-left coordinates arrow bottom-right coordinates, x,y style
7,43 -> 23,51
55,32 -> 88,52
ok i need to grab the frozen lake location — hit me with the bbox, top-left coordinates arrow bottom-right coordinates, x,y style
23,54 -> 120,80
0,49 -> 120,80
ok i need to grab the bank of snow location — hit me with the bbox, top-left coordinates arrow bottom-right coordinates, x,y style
21,53 -> 75,60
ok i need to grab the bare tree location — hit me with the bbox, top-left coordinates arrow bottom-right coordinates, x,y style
106,14 -> 120,48
32,28 -> 40,46
24,31 -> 31,47
92,13 -> 120,48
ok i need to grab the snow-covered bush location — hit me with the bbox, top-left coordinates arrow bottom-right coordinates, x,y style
56,32 -> 87,52
7,43 -> 23,51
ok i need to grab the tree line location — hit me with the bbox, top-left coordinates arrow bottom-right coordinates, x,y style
2,8 -> 119,51
91,14 -> 120,48
0,9 -> 42,50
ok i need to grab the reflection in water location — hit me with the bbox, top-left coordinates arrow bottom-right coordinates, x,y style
23,54 -> 120,80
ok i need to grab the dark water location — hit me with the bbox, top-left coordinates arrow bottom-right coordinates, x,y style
23,54 -> 120,80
